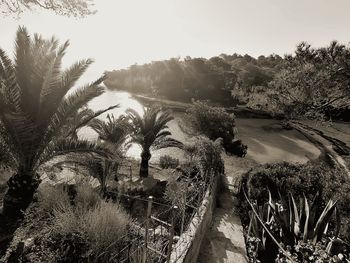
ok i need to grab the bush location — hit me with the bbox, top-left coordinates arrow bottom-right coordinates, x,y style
183,136 -> 224,177
4,181 -> 132,262
159,155 -> 179,169
37,184 -> 72,214
226,140 -> 248,157
49,183 -> 131,257
184,101 -> 237,151
84,201 -> 131,253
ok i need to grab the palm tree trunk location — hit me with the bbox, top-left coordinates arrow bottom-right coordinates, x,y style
0,173 -> 40,255
2,173 -> 41,220
139,150 -> 151,178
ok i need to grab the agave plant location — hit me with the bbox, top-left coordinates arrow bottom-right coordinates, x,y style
127,106 -> 183,178
0,27 -> 116,219
268,191 -> 339,246
245,189 -> 342,261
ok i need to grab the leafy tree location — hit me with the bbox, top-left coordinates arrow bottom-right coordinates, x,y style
0,27 -> 114,219
0,0 -> 95,17
127,106 -> 182,178
269,41 -> 350,121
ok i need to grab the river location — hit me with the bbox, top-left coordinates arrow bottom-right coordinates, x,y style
79,90 -> 321,164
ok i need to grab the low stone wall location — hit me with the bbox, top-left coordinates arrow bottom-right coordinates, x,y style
170,175 -> 221,263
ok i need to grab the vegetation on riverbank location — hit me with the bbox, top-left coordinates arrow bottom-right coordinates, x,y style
105,42 -> 350,123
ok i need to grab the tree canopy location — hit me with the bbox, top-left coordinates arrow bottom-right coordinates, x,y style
268,41 -> 350,121
0,0 -> 96,17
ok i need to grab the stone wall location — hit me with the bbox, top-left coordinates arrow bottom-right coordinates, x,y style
170,175 -> 221,263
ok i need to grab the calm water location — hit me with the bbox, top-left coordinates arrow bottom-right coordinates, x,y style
80,90 -> 321,164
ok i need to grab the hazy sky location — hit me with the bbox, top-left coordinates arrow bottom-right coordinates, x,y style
1,0 -> 350,82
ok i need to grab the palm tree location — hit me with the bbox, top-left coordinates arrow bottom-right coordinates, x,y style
0,27 -> 116,220
89,114 -> 131,181
89,114 -> 131,151
127,106 -> 182,178
55,114 -> 130,194
54,151 -> 122,195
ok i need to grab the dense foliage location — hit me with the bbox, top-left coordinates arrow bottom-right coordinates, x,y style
0,0 -> 95,17
105,54 -> 282,105
2,181 -> 131,262
159,155 -> 179,169
183,101 -> 248,155
106,41 -> 350,121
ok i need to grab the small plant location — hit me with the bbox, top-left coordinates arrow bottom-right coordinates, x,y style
159,155 -> 180,169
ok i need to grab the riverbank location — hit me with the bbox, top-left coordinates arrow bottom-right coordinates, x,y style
132,93 -> 279,119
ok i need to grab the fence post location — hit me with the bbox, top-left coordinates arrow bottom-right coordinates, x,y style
166,205 -> 178,263
129,165 -> 132,181
142,196 -> 153,263
180,191 -> 187,235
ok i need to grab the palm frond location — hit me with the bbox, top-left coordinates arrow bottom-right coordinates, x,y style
36,138 -> 113,169
39,41 -> 69,106
89,113 -> 130,147
36,80 -> 105,160
38,58 -> 93,124
14,26 -> 36,114
65,105 -> 119,137
0,136 -> 18,169
0,48 -> 21,112
152,137 -> 183,150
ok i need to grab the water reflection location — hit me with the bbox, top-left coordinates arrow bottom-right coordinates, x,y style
78,90 -> 144,158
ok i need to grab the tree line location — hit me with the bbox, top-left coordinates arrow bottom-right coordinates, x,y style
104,54 -> 283,106
105,42 -> 350,121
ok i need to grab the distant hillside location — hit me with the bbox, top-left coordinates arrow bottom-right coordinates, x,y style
104,53 -> 284,106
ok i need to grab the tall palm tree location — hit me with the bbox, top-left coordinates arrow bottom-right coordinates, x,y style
127,106 -> 182,178
0,27 -> 116,219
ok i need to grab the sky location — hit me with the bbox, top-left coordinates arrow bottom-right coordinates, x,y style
1,0 -> 350,83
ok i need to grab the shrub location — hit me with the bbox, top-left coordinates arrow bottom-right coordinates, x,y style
183,136 -> 224,177
226,140 -> 248,157
276,240 -> 349,263
245,189 -> 347,262
84,201 -> 130,253
27,182 -> 131,261
159,155 -> 180,169
184,101 -> 238,153
74,181 -> 101,211
37,184 -> 71,214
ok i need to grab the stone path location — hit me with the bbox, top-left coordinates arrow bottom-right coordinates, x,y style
197,155 -> 256,263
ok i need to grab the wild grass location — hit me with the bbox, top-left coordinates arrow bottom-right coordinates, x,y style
83,201 -> 131,254
40,181 -> 132,257
37,184 -> 71,214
